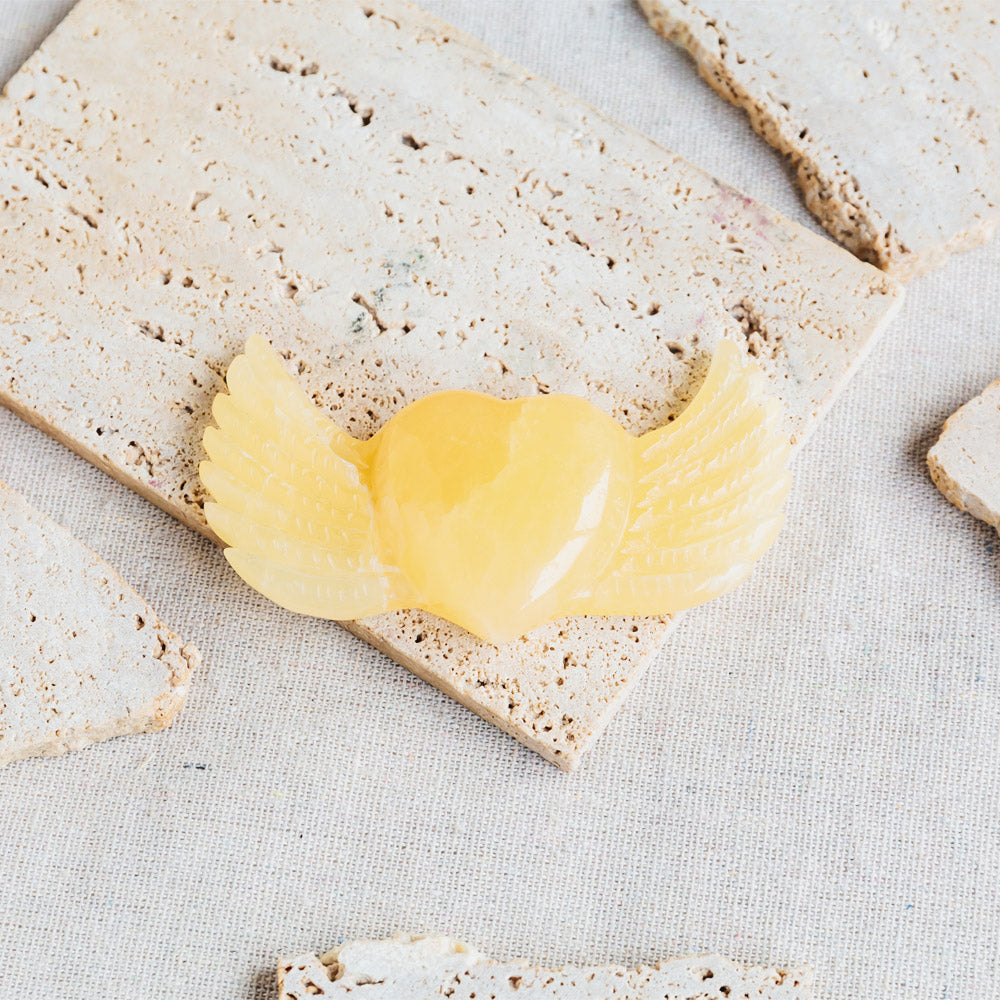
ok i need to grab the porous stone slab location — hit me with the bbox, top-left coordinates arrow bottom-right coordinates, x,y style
640,0 -> 1000,279
0,480 -> 199,768
928,380 -> 1000,532
0,0 -> 901,767
278,934 -> 813,999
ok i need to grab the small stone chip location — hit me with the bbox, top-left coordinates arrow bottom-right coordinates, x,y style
277,933 -> 813,1000
640,0 -> 1000,279
928,380 -> 1000,532
0,481 -> 199,769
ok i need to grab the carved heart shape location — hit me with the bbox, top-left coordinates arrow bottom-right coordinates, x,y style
370,392 -> 633,642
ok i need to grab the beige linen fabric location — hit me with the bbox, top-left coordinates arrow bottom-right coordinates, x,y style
0,3 -> 997,1000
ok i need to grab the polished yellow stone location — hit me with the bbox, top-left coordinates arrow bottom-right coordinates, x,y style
201,335 -> 790,645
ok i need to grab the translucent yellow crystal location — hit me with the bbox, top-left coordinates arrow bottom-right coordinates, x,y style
201,336 -> 791,645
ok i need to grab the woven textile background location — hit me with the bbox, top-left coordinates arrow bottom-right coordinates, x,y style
1,2 -> 997,999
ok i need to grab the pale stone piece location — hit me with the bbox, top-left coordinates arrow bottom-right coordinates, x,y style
278,933 -> 813,999
0,0 -> 901,767
640,0 -> 1000,279
0,481 -> 199,768
928,380 -> 1000,532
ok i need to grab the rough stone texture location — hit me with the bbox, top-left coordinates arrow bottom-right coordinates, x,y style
0,479 -> 198,768
928,379 -> 1000,532
0,0 -> 901,767
278,934 -> 813,999
640,0 -> 1000,280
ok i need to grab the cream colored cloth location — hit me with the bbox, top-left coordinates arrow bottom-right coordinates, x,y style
0,3 -> 997,1000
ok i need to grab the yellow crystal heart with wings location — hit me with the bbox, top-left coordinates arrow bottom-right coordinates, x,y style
201,336 -> 790,644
